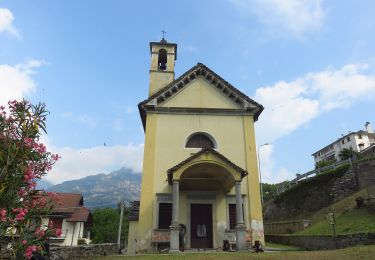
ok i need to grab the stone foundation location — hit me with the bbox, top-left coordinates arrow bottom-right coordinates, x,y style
49,243 -> 117,260
266,233 -> 375,250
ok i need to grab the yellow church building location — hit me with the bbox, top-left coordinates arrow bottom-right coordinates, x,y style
127,38 -> 264,253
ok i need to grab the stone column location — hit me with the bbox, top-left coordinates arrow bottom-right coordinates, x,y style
235,181 -> 247,251
169,180 -> 180,253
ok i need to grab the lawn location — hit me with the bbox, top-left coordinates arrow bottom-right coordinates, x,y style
295,207 -> 375,236
96,245 -> 375,260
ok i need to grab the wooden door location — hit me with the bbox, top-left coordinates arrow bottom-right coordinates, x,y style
190,204 -> 213,248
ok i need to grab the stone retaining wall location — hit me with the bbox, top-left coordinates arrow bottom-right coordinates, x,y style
264,220 -> 311,235
266,233 -> 375,250
50,243 -> 117,260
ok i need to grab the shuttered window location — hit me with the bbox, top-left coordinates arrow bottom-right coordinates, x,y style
158,203 -> 172,229
49,217 -> 63,229
228,204 -> 244,230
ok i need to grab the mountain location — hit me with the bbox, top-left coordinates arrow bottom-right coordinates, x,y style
47,167 -> 141,208
36,179 -> 53,190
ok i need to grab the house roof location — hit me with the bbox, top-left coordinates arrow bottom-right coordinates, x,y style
66,207 -> 93,225
167,148 -> 248,184
138,63 -> 264,130
128,201 -> 140,221
51,193 -> 91,224
52,193 -> 83,214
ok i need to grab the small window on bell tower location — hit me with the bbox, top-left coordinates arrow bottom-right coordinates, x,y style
158,48 -> 167,71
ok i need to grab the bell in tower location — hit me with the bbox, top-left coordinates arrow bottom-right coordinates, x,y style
148,37 -> 177,96
158,48 -> 167,71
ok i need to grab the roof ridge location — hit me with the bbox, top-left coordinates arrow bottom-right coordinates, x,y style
138,63 -> 264,129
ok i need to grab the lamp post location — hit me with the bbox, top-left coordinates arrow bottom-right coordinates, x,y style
257,143 -> 269,205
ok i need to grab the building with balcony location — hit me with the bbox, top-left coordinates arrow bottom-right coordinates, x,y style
312,122 -> 375,164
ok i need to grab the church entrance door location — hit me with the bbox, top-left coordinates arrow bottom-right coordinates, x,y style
190,204 -> 213,248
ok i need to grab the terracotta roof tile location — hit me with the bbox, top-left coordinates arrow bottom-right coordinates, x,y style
66,206 -> 92,224
50,193 -> 91,224
52,193 -> 83,213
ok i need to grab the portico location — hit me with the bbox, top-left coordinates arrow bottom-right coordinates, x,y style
167,149 -> 248,251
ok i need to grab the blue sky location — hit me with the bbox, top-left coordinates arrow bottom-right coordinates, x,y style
1,0 -> 375,184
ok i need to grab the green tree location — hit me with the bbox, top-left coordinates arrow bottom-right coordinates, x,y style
91,207 -> 129,246
261,183 -> 278,202
315,160 -> 334,169
339,147 -> 359,160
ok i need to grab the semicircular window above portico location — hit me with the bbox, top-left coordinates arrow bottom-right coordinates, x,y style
185,132 -> 216,149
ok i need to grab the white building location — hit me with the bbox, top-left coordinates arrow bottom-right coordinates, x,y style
43,193 -> 92,246
312,122 -> 375,164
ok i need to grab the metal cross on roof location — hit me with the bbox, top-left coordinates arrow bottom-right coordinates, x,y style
161,29 -> 166,39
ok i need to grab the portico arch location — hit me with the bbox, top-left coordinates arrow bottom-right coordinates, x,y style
166,148 -> 248,251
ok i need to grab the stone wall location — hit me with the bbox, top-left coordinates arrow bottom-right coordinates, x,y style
264,161 -> 375,222
266,233 -> 375,250
263,166 -> 350,222
353,160 -> 375,190
49,243 -> 117,260
264,220 -> 311,235
328,169 -> 358,203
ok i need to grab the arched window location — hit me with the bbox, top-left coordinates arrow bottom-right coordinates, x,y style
186,132 -> 216,149
158,49 -> 167,70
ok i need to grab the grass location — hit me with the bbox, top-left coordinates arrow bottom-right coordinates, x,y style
265,242 -> 302,250
289,185 -> 375,236
294,208 -> 375,236
96,245 -> 375,260
291,185 -> 375,224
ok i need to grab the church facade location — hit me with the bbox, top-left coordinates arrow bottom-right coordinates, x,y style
127,39 -> 264,253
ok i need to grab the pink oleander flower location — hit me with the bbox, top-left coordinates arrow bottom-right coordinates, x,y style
24,245 -> 37,259
0,208 -> 7,222
12,208 -> 28,222
22,240 -> 27,245
33,143 -> 46,154
51,153 -> 60,161
55,228 -> 62,237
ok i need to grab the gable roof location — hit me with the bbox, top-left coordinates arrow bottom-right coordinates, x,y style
52,193 -> 83,214
50,193 -> 91,223
138,63 -> 264,129
167,148 -> 248,184
66,206 -> 92,225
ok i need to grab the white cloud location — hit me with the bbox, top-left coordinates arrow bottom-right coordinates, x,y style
255,63 -> 375,144
230,0 -> 325,39
42,137 -> 144,184
0,59 -> 45,106
78,114 -> 98,129
257,144 -> 294,183
255,63 -> 375,182
61,112 -> 99,129
0,8 -> 21,39
113,118 -> 125,132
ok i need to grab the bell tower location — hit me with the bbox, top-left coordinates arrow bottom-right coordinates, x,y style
149,38 -> 177,96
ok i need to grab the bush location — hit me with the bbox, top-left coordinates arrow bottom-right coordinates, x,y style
0,100 -> 60,259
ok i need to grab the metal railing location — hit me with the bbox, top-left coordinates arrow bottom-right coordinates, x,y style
275,158 -> 353,196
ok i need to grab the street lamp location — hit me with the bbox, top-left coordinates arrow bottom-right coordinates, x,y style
257,143 -> 270,205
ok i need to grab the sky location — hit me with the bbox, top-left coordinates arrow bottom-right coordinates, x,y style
1,0 -> 375,184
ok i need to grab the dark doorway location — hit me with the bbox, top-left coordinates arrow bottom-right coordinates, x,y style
190,204 -> 213,248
